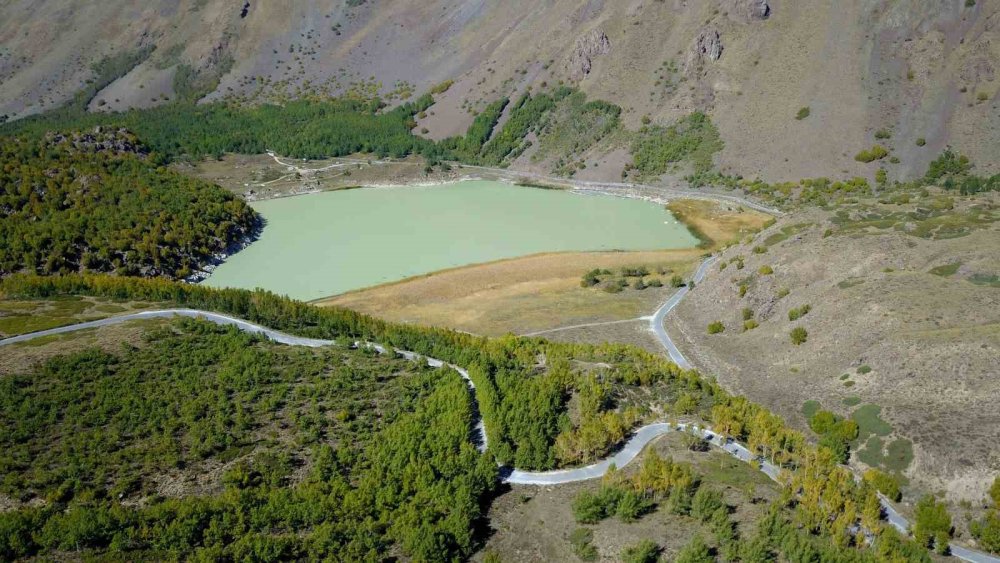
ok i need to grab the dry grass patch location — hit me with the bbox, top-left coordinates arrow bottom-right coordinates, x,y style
317,251 -> 701,336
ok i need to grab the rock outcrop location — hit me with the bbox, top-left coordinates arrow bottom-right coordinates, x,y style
727,0 -> 770,22
565,29 -> 611,81
689,28 -> 723,67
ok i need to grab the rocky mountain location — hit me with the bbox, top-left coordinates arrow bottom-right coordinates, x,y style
1,0 -> 998,182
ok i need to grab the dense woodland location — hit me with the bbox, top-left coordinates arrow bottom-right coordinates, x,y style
0,131 -> 258,279
0,274 -> 946,560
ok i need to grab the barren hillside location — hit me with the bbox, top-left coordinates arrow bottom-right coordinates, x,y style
2,0 -> 999,182
668,191 -> 1000,505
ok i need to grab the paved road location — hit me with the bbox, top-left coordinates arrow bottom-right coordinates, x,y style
3,307 -> 997,561
649,256 -> 717,369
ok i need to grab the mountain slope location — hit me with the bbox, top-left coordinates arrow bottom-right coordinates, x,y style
2,0 -> 998,182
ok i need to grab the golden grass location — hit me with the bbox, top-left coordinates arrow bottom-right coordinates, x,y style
315,199 -> 772,335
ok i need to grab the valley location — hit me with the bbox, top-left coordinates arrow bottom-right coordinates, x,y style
1,1 -> 1000,561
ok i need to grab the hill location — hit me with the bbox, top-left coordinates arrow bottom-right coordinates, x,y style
668,189 -> 1000,515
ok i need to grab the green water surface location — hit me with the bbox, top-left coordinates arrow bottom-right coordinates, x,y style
204,181 -> 698,300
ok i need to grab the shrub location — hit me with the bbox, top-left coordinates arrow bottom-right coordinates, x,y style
572,487 -> 622,523
913,495 -> 952,553
742,308 -> 754,321
916,137 -> 927,147
864,468 -> 902,501
874,129 -> 892,140
707,321 -> 725,335
621,540 -> 660,563
971,511 -> 1000,554
743,319 -> 759,332
753,245 -> 768,254
692,488 -> 725,521
855,145 -> 889,163
647,278 -> 663,288
991,475 -> 1000,507
790,327 -> 808,345
569,528 -> 598,561
758,265 -> 773,275
616,490 -> 653,522
795,107 -> 811,120
788,304 -> 811,321
738,284 -> 748,298
632,278 -> 647,290
670,274 -> 684,288
857,365 -> 872,374
675,535 -> 713,563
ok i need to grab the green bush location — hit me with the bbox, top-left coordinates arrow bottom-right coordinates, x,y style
913,495 -> 952,553
571,487 -> 623,524
742,308 -> 754,321
743,319 -> 759,332
758,265 -> 774,275
675,535 -> 713,563
569,528 -> 598,561
863,469 -> 902,501
795,107 -> 811,120
621,540 -> 660,563
788,305 -> 812,321
691,488 -> 725,521
916,137 -> 927,147
855,145 -> 889,163
707,321 -> 725,335
971,511 -> 1000,554
790,327 -> 808,345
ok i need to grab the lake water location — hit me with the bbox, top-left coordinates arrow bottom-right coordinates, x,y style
204,180 -> 699,300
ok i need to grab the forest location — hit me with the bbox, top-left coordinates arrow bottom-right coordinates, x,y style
0,319 -> 495,560
0,130 -> 258,279
0,274 -> 941,560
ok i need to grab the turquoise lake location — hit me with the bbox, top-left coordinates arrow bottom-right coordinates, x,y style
204,180 -> 699,300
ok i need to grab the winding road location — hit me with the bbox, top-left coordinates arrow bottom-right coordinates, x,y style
1,286 -> 997,560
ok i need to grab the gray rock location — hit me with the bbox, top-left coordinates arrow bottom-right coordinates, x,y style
565,29 -> 611,81
690,28 -> 723,65
727,0 -> 770,22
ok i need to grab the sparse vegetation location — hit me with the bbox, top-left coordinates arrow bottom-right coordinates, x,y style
795,107 -> 811,120
708,321 -> 726,334
630,112 -> 723,177
790,326 -> 808,345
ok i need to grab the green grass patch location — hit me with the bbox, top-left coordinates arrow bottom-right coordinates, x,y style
92,303 -> 128,314
884,439 -> 914,472
857,436 -> 884,467
851,404 -> 892,439
857,365 -> 872,374
0,315 -> 76,337
763,223 -> 812,247
842,396 -> 862,407
838,278 -> 865,289
801,400 -> 822,419
929,263 -> 961,277
969,274 -> 1000,288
